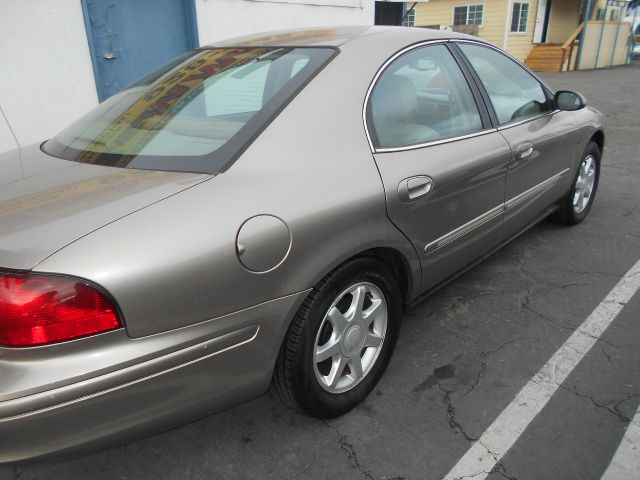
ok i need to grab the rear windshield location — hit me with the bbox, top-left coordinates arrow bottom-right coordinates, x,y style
43,47 -> 335,174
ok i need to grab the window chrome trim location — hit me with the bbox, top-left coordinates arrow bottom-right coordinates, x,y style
375,128 -> 498,154
424,168 -> 570,254
505,168 -> 570,211
362,39 -> 449,153
497,110 -> 560,131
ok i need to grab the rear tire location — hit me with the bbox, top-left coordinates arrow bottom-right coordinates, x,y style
272,257 -> 402,418
553,141 -> 600,225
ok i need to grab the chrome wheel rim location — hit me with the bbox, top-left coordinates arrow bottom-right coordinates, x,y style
573,155 -> 596,214
313,282 -> 388,394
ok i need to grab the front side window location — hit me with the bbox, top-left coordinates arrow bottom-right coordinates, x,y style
368,44 -> 483,149
458,43 -> 552,125
43,47 -> 335,173
453,4 -> 484,26
511,2 -> 529,33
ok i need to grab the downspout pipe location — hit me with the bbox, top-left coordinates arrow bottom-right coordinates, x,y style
594,0 -> 610,67
576,0 -> 594,69
610,4 -> 624,65
401,1 -> 418,25
503,0 -> 513,49
629,3 -> 638,63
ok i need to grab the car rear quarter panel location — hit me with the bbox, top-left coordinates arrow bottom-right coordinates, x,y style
34,38 -> 423,340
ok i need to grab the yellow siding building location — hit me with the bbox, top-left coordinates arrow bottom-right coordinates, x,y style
413,0 -> 630,70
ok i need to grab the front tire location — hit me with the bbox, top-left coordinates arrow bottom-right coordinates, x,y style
554,141 -> 601,225
272,257 -> 402,418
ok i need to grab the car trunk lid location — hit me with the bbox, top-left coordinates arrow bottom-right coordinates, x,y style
0,144 -> 211,270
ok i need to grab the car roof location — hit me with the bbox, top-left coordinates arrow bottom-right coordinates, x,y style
208,25 -> 478,48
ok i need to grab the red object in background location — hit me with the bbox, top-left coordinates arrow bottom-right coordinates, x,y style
0,272 -> 121,347
428,72 -> 446,88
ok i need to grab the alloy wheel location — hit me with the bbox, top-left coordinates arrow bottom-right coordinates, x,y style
313,282 -> 388,394
573,155 -> 597,213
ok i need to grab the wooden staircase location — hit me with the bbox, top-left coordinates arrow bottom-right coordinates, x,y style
524,44 -> 564,72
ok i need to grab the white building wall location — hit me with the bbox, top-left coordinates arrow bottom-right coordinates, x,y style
0,0 -> 372,154
0,108 -> 19,155
195,0 -> 374,45
0,0 -> 99,153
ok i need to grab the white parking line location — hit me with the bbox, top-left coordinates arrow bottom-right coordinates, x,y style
601,406 -> 640,480
442,258 -> 640,480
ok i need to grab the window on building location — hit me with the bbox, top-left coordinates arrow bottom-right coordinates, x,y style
610,9 -> 618,21
453,4 -> 484,26
511,2 -> 529,33
595,8 -> 604,21
403,7 -> 416,26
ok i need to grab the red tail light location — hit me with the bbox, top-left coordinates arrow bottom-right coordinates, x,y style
0,271 -> 122,347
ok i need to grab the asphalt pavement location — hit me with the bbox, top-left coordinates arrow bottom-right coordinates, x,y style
1,62 -> 639,480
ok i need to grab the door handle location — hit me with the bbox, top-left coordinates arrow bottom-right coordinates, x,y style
398,176 -> 433,203
516,142 -> 534,160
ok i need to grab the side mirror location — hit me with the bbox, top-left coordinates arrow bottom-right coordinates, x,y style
555,90 -> 586,111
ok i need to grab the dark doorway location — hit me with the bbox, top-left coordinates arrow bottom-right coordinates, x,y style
375,1 -> 404,25
541,0 -> 552,43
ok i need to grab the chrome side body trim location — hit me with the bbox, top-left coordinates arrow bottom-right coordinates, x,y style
2,327 -> 260,422
425,204 -> 504,254
505,168 -> 570,211
424,169 -> 570,254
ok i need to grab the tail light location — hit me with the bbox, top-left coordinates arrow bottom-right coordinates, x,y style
0,271 -> 122,347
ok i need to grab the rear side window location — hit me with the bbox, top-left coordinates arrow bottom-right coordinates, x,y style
43,47 -> 335,174
458,43 -> 552,125
367,44 -> 483,150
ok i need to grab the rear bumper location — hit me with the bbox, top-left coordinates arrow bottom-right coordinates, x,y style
0,291 -> 308,464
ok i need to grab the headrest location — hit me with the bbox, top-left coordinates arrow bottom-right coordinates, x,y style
371,74 -> 417,121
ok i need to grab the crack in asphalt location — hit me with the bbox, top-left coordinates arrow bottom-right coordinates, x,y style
466,330 -> 526,399
321,420 -> 377,480
600,346 -> 615,365
448,473 -> 491,480
566,268 -> 620,277
438,385 -> 479,442
525,379 -> 640,424
494,462 -> 519,480
558,384 -> 631,422
522,297 -> 622,349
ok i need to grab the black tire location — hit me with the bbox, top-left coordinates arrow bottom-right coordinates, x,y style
553,141 -> 601,225
272,257 -> 402,418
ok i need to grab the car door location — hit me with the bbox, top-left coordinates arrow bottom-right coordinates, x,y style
366,42 -> 512,292
455,42 -> 579,237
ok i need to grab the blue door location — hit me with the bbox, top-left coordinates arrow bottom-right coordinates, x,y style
82,0 -> 199,101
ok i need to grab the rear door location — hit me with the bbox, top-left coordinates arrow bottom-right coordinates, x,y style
366,42 -> 512,292
455,42 -> 578,237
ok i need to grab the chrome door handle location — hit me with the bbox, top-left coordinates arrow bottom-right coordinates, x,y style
517,142 -> 534,160
398,176 -> 433,203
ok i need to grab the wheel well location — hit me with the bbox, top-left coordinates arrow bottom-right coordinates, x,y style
358,247 -> 412,304
591,130 -> 605,154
